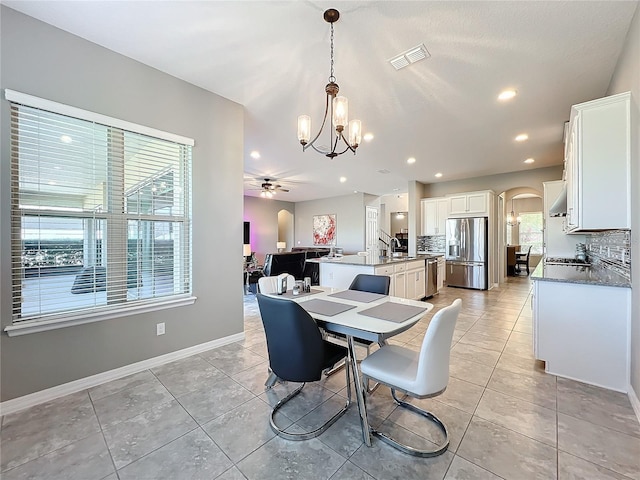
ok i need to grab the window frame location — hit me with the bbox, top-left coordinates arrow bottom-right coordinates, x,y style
4,90 -> 196,337
517,211 -> 544,255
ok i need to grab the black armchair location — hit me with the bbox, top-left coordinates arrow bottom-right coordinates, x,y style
257,294 -> 352,440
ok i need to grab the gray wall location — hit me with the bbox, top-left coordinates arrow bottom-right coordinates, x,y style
244,196 -> 294,263
607,3 -> 640,402
422,166 -> 563,198
294,193 -> 366,253
0,7 -> 244,401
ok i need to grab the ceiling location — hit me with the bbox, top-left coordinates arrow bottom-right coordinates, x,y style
5,1 -> 637,202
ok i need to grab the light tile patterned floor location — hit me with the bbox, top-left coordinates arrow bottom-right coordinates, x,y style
1,277 -> 639,479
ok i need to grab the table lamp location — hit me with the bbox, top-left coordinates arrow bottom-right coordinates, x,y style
276,241 -> 286,253
243,244 -> 251,257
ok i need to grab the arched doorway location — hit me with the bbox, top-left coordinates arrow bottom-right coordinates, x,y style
499,187 -> 543,282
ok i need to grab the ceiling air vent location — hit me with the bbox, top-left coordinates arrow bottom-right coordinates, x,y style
377,169 -> 391,174
389,44 -> 430,71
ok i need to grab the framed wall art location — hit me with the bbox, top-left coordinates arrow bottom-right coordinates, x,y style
313,214 -> 337,246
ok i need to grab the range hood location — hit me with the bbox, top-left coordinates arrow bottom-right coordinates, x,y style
549,184 -> 567,217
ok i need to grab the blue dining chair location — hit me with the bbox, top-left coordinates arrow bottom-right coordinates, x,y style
256,293 -> 352,440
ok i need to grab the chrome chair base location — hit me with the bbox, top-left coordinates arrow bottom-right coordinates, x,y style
269,364 -> 352,441
323,358 -> 346,376
369,389 -> 449,457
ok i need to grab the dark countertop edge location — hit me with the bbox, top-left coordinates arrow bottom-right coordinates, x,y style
530,263 -> 631,289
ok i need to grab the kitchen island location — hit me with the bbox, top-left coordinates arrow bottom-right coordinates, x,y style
307,254 -> 430,300
531,262 -> 631,392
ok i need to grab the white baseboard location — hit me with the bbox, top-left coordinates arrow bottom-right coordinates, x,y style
0,332 -> 245,417
629,384 -> 640,424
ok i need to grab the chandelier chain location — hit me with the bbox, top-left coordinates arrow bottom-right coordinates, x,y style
329,22 -> 335,83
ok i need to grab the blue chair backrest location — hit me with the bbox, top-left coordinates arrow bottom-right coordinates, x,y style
348,274 -> 390,295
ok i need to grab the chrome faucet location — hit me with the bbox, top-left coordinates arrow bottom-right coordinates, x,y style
390,237 -> 401,253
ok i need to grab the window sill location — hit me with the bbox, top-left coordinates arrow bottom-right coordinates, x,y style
4,296 -> 198,337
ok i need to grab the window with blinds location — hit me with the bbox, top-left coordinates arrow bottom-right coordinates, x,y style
9,96 -> 193,324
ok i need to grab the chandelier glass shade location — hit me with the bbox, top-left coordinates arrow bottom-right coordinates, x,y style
297,9 -> 362,159
507,199 -> 521,226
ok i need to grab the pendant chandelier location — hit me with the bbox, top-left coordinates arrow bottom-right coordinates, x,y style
507,199 -> 521,226
297,9 -> 362,159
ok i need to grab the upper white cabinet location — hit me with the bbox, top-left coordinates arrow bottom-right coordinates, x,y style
421,197 -> 449,235
448,191 -> 492,217
565,92 -> 630,232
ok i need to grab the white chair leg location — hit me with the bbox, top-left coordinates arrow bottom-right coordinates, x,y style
369,389 -> 449,457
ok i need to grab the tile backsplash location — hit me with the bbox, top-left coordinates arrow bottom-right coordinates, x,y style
417,235 -> 446,252
586,230 -> 630,280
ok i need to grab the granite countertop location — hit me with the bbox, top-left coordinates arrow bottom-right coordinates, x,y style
307,254 -> 426,267
531,262 -> 630,288
416,252 -> 445,259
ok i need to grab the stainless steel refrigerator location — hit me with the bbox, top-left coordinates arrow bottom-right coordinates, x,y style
445,217 -> 488,290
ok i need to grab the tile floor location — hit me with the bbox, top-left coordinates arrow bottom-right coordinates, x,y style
1,277 -> 639,479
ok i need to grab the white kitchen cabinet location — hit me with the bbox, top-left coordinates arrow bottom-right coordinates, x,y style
374,264 -> 395,296
447,191 -> 492,217
421,197 -> 449,236
405,260 -> 426,300
437,256 -> 445,291
319,257 -> 426,300
533,279 -> 630,392
565,92 -> 630,232
390,261 -> 406,299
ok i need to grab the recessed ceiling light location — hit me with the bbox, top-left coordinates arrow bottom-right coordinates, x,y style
250,150 -> 260,159
363,133 -> 374,142
515,133 -> 529,142
524,158 -> 535,164
354,190 -> 358,193
435,172 -> 443,178
407,157 -> 416,164
60,135 -> 72,143
498,89 -> 517,101
339,176 -> 347,183
392,188 -> 400,191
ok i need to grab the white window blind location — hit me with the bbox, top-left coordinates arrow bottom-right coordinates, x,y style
9,97 -> 193,325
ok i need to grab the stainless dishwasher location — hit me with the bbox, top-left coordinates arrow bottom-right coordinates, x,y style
426,258 -> 438,298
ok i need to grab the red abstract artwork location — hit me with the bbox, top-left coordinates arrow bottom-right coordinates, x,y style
313,214 -> 336,245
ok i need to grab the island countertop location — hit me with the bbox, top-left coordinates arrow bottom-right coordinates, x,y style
307,254 -> 426,267
530,262 -> 630,288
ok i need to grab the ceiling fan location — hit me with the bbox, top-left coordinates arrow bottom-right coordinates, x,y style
251,178 -> 289,198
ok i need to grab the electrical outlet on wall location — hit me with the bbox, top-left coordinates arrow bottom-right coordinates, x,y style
156,323 -> 165,336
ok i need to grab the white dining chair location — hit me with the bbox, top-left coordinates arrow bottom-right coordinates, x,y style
360,298 -> 462,457
257,274 -> 295,294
